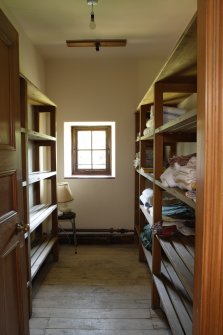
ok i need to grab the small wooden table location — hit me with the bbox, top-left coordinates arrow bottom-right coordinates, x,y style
58,212 -> 77,253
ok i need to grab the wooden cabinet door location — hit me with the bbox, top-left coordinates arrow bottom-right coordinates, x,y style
0,9 -> 29,335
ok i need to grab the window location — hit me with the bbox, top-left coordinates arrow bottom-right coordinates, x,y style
72,126 -> 111,175
64,122 -> 115,178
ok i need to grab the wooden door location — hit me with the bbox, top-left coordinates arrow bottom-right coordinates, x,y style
0,9 -> 29,335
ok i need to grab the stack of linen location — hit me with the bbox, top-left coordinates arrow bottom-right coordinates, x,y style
140,200 -> 195,249
154,201 -> 195,237
143,105 -> 186,137
163,105 -> 186,122
139,188 -> 153,208
160,153 -> 196,198
143,107 -> 154,137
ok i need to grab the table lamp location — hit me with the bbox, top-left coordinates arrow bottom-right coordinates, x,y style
57,182 -> 74,214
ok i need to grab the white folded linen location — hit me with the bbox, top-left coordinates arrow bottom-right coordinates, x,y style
140,194 -> 150,207
143,127 -> 154,137
160,155 -> 197,191
142,188 -> 153,205
163,106 -> 186,123
160,166 -> 178,188
145,118 -> 154,129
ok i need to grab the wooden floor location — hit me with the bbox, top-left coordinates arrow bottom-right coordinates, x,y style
30,243 -> 171,335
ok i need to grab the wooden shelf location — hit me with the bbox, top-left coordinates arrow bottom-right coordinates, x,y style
153,254 -> 193,335
137,169 -> 154,182
20,75 -> 58,317
157,235 -> 194,300
162,256 -> 193,318
27,130 -> 56,141
155,109 -> 197,134
155,179 -> 196,209
140,134 -> 154,141
140,205 -> 153,226
20,75 -> 56,106
29,204 -> 57,234
154,251 -> 193,334
23,171 -> 56,185
154,268 -> 192,335
142,242 -> 192,335
142,244 -> 152,272
31,236 -> 57,279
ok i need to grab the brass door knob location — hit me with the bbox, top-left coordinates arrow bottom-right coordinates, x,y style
16,223 -> 30,233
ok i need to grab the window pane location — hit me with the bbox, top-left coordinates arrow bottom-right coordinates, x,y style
92,131 -> 106,149
92,150 -> 106,167
78,150 -> 91,166
78,131 -> 91,149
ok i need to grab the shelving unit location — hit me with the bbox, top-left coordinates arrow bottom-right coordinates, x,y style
20,76 -> 58,315
134,15 -> 197,335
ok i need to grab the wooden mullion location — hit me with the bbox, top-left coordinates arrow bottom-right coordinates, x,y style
91,130 -> 93,170
106,126 -> 111,174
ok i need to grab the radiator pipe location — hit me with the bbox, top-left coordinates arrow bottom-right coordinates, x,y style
76,228 -> 134,234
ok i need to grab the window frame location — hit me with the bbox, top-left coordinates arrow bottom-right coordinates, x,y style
71,125 -> 112,176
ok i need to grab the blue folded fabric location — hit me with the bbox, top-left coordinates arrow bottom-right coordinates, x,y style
162,201 -> 195,219
140,224 -> 152,251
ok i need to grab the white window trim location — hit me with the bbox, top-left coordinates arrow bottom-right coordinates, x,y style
64,121 -> 116,178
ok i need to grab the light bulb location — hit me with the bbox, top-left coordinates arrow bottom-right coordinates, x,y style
89,12 -> 96,29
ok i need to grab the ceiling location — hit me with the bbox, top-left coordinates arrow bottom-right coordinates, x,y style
2,0 -> 197,60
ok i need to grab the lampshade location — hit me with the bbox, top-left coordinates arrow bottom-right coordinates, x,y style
57,182 -> 74,203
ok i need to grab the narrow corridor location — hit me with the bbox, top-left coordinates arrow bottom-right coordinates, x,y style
30,244 -> 171,335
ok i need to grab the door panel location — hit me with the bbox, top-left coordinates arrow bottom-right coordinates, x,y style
0,234 -> 22,334
0,9 -> 29,335
0,171 -> 17,218
0,36 -> 11,148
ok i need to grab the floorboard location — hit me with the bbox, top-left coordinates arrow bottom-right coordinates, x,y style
30,244 -> 171,334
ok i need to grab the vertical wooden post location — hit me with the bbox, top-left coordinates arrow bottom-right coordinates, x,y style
151,82 -> 164,308
194,1 -> 223,334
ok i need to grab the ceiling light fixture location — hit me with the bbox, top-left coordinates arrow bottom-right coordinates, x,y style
66,39 -> 127,52
87,0 -> 98,30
